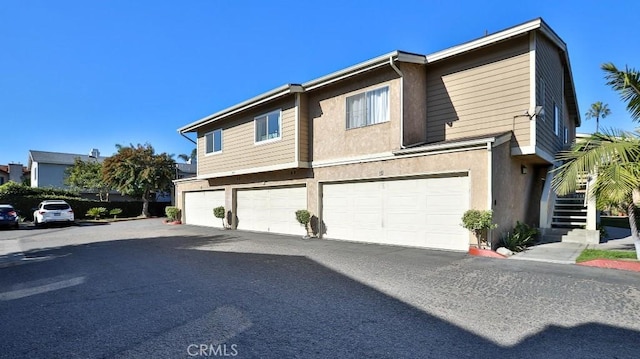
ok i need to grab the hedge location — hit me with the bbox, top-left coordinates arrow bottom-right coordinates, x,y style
0,194 -> 169,221
0,182 -> 169,220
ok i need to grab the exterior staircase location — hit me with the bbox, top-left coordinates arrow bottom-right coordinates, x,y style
540,172 -> 600,245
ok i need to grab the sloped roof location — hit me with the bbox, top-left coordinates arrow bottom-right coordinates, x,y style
28,150 -> 107,168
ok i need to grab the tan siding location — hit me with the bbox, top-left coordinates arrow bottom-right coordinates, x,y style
309,67 -> 401,161
426,36 -> 531,146
536,33 -> 565,155
197,97 -> 297,176
299,94 -> 310,163
400,62 -> 427,146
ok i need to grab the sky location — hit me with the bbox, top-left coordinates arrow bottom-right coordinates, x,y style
2,0 -> 640,166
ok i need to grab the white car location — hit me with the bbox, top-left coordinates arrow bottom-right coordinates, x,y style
33,200 -> 75,227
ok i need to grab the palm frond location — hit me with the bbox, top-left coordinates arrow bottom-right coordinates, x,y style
602,63 -> 640,121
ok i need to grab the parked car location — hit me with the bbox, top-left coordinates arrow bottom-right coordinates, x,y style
0,204 -> 20,229
33,200 -> 74,227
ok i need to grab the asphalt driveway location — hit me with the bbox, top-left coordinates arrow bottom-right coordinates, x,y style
0,219 -> 639,358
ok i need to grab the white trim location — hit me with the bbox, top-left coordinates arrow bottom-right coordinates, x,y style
254,109 -> 282,145
426,19 -> 542,63
529,32 -> 537,149
294,93 -> 300,163
313,152 -> 394,168
302,51 -> 425,91
197,161 -> 310,179
394,135 -> 505,155
313,142 -> 493,169
510,146 -> 557,163
179,85 -> 303,133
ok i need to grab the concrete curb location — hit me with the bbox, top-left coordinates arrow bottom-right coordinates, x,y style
577,259 -> 640,272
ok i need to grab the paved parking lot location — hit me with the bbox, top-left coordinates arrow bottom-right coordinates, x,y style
1,219 -> 639,358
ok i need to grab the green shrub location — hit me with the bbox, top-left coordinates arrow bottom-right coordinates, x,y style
213,206 -> 226,227
109,208 -> 123,219
461,210 -> 497,248
165,206 -> 180,221
295,209 -> 311,237
500,221 -> 538,252
86,207 -> 108,220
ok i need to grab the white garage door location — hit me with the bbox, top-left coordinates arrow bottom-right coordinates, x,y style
184,191 -> 225,228
322,176 -> 470,251
237,186 -> 307,235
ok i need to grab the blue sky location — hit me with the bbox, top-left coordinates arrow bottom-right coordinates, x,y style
2,0 -> 639,166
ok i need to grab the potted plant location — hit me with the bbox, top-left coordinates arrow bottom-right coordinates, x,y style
295,209 -> 311,239
461,209 -> 497,249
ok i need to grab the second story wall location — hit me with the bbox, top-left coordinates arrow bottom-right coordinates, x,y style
536,33 -> 569,154
197,96 -> 297,177
309,67 -> 401,162
426,36 -> 531,146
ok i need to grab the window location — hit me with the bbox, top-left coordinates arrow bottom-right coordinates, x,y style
205,129 -> 223,154
554,104 -> 560,136
254,110 -> 281,143
346,86 -> 389,129
564,127 -> 569,144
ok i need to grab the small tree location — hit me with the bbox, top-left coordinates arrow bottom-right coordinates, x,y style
295,209 -> 311,238
213,206 -> 226,228
86,207 -> 107,220
461,210 -> 498,248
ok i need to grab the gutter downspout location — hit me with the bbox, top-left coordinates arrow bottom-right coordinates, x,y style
389,56 -> 405,149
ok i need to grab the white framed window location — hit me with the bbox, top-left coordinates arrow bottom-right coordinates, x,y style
254,110 -> 281,143
554,104 -> 560,136
205,129 -> 223,154
564,127 -> 569,144
346,86 -> 389,129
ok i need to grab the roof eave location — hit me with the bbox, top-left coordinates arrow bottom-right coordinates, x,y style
178,84 -> 304,133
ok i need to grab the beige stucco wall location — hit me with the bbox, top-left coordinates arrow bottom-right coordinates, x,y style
426,36 -> 531,147
176,147 -> 490,245
491,141 -> 547,246
400,62 -> 428,146
308,67 -> 401,162
197,96 -> 298,176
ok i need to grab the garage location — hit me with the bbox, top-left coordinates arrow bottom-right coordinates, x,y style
184,190 -> 225,227
322,175 -> 470,251
236,186 -> 307,235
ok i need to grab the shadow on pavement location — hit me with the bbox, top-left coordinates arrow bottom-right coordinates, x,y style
0,234 -> 638,358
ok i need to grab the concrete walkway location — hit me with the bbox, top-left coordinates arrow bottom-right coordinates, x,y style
510,226 -> 637,264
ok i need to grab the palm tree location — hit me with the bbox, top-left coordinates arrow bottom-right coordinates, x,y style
178,148 -> 197,163
602,63 -> 640,121
584,101 -> 611,133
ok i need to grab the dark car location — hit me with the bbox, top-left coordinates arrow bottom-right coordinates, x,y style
0,204 -> 20,229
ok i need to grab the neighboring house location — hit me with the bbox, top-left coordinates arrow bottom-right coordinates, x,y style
28,149 -> 106,189
0,163 -> 29,185
157,161 -> 198,203
174,18 -> 581,251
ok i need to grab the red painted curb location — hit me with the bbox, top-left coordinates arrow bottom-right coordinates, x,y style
468,247 -> 506,259
577,259 -> 640,272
